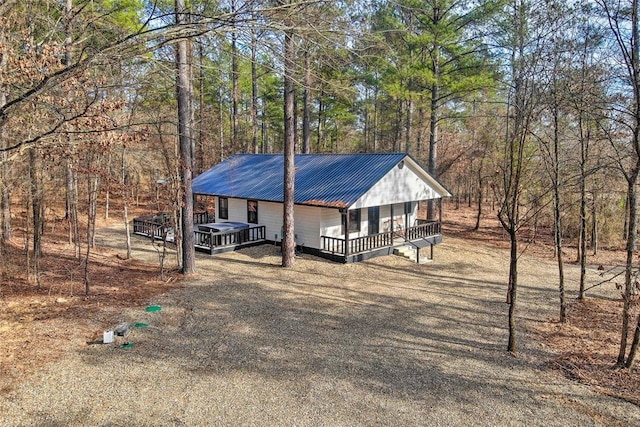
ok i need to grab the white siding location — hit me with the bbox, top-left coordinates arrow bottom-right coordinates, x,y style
222,198 -> 246,222
259,201 -> 283,242
320,208 -> 342,238
293,205 -> 321,248
350,162 -> 442,209
217,198 -> 324,249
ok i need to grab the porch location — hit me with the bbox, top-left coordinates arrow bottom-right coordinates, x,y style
132,211 -> 266,254
320,219 -> 442,263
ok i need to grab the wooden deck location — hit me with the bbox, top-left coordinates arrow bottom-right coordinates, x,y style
132,212 -> 266,254
193,224 -> 266,254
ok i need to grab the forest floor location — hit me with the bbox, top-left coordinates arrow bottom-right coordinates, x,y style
445,205 -> 639,407
0,203 -> 638,420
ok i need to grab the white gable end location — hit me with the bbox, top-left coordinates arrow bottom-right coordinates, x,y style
350,161 -> 444,209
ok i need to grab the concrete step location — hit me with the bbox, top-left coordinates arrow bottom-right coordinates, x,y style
393,245 -> 431,264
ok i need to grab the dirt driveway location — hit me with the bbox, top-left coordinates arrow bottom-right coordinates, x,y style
1,226 -> 638,426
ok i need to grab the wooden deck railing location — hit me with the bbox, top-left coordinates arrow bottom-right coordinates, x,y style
194,225 -> 266,251
193,211 -> 214,225
405,220 -> 441,240
348,231 -> 393,254
133,219 -> 169,240
321,235 -> 345,255
133,211 -> 213,240
321,221 -> 441,256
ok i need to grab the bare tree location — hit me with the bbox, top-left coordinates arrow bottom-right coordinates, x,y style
596,0 -> 640,369
495,0 -> 544,352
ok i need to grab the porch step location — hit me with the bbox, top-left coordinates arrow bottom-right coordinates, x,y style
393,245 -> 432,264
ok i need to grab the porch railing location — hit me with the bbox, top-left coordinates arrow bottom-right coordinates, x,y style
133,211 -> 213,240
321,221 -> 441,256
133,219 -> 169,240
406,220 -> 441,240
194,225 -> 266,251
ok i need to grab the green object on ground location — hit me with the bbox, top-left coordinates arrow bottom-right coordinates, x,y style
121,342 -> 134,349
134,323 -> 148,328
145,305 -> 161,312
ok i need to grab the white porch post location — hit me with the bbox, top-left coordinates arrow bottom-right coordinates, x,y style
342,209 -> 349,261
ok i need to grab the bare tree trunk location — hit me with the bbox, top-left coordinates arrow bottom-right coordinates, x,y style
29,148 -> 43,289
84,156 -> 99,295
197,42 -> 205,173
0,29 -> 10,246
302,48 -> 311,154
550,90 -> 566,323
618,175 -> 639,367
176,0 -> 195,274
473,174 -> 483,231
230,0 -> 239,151
123,147 -> 131,259
427,80 -> 439,220
104,153 -> 111,221
373,84 -> 379,153
507,230 -> 518,352
219,84 -> 225,161
591,190 -> 598,255
578,127 -> 589,300
626,314 -> 640,368
282,29 -> 296,268
24,194 -> 31,285
405,95 -> 413,153
0,140 -> 9,246
251,27 -> 259,154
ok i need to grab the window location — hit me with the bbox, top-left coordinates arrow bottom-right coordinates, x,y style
219,197 -> 229,220
348,209 -> 361,233
368,206 -> 379,235
247,200 -> 258,224
405,201 -> 413,215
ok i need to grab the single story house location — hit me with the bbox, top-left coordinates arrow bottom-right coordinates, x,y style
189,153 -> 451,263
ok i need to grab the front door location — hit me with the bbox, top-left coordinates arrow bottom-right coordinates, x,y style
368,206 -> 379,235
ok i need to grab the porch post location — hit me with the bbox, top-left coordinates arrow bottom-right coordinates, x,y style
342,209 -> 349,261
439,198 -> 443,224
390,204 -> 394,245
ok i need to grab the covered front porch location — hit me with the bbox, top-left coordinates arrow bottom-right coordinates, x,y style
320,219 -> 442,263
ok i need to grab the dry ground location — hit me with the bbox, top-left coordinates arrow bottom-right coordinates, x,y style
0,205 -> 638,425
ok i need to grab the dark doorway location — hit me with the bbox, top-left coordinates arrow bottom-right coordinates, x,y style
368,206 -> 380,235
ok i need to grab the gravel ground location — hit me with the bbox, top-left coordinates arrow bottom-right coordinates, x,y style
1,226 -> 639,426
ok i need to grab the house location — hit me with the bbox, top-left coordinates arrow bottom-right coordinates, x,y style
189,153 -> 451,263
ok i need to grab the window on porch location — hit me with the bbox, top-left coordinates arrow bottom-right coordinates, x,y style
219,197 -> 229,219
247,200 -> 258,224
368,206 -> 379,235
348,209 -> 360,233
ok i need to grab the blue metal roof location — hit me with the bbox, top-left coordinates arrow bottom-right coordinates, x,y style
192,153 -> 409,208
